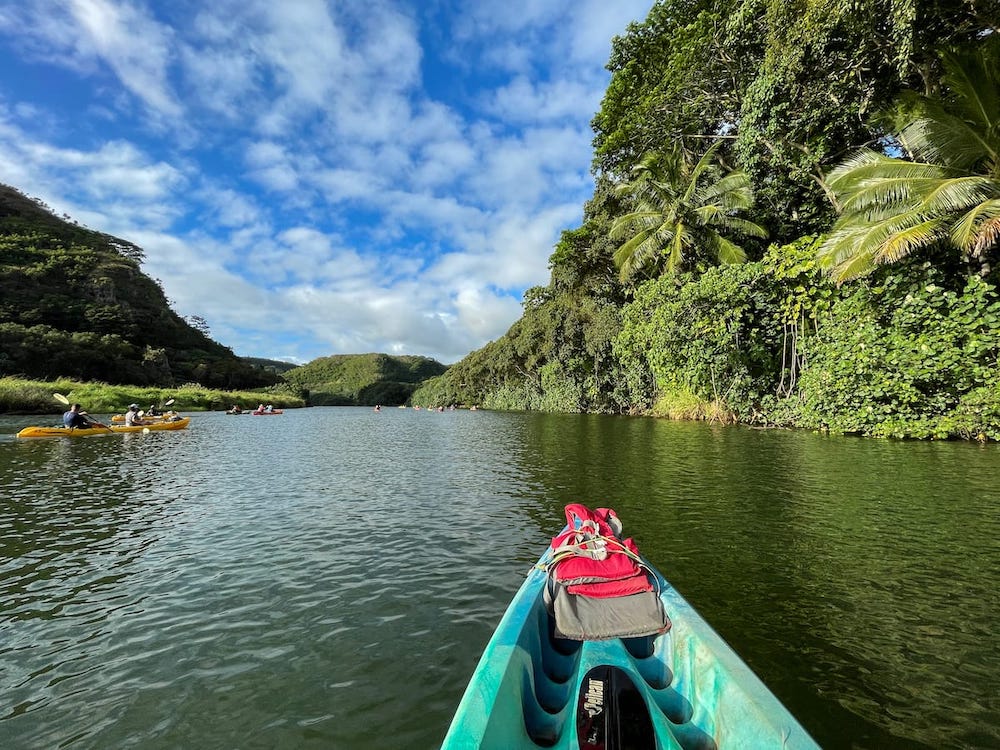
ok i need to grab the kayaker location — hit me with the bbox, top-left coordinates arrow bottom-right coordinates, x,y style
63,403 -> 89,428
124,404 -> 146,427
63,403 -> 106,429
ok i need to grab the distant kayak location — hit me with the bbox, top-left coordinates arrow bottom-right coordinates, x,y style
17,417 -> 191,438
441,504 -> 819,749
251,409 -> 283,415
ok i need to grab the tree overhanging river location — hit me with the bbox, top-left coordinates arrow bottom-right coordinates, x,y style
1,407 -> 997,749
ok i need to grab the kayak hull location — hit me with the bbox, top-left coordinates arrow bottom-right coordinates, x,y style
17,417 -> 190,438
441,544 -> 819,749
251,409 -> 283,415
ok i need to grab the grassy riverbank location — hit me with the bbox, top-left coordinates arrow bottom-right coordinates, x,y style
0,377 -> 306,415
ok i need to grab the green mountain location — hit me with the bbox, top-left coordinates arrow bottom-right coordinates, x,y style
283,353 -> 448,406
241,356 -> 300,375
0,184 -> 279,389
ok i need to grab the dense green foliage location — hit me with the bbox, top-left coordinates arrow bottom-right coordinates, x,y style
786,266 -> 1000,439
593,0 -> 991,242
0,185 -> 280,390
0,376 -> 305,415
283,353 -> 447,406
417,1 -> 1000,440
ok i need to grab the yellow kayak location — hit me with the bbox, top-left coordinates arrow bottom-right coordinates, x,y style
110,411 -> 179,423
17,417 -> 190,438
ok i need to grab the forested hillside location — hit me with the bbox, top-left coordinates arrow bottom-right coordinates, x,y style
283,353 -> 447,405
413,0 -> 1000,440
0,185 -> 280,389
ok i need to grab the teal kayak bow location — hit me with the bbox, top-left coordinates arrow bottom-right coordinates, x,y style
441,526 -> 819,749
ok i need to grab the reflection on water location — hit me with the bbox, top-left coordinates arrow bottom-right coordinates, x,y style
0,409 -> 998,749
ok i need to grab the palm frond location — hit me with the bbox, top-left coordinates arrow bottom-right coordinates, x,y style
681,141 -> 724,204
837,177 -> 927,215
825,149 -> 887,187
819,214 -> 948,281
818,230 -> 880,281
612,230 -> 652,264
614,230 -> 660,282
828,154 -> 954,212
831,149 -> 957,177
873,218 -> 949,265
701,171 -> 753,208
715,215 -> 769,239
713,235 -> 748,265
666,222 -> 688,273
939,43 -> 1000,138
951,199 -> 1000,251
917,176 -> 1000,214
902,111 -> 998,172
610,210 -> 662,240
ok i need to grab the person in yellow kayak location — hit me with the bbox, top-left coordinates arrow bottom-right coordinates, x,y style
63,403 -> 107,429
124,404 -> 147,427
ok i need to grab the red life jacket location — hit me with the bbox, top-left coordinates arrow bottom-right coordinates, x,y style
549,504 -> 653,597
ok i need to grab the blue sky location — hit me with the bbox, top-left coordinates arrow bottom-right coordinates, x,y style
0,0 -> 653,364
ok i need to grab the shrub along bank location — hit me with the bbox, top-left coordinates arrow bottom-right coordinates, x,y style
0,377 -> 306,415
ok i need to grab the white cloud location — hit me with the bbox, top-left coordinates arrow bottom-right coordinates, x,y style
486,76 -> 600,124
194,186 -> 262,230
565,1 -> 656,65
4,0 -> 183,119
412,138 -> 476,189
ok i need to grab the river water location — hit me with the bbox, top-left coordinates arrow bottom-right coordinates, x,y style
0,407 -> 997,749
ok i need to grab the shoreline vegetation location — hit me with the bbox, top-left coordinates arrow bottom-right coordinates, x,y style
0,377 -> 305,416
3,374 -> 995,444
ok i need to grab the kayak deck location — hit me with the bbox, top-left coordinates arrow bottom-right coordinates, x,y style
111,417 -> 189,433
442,547 -> 819,749
110,411 -> 179,423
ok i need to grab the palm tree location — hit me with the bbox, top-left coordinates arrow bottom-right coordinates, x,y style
819,39 -> 1000,281
610,142 -> 766,283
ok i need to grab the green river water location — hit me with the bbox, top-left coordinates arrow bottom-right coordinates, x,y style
0,407 -> 997,749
